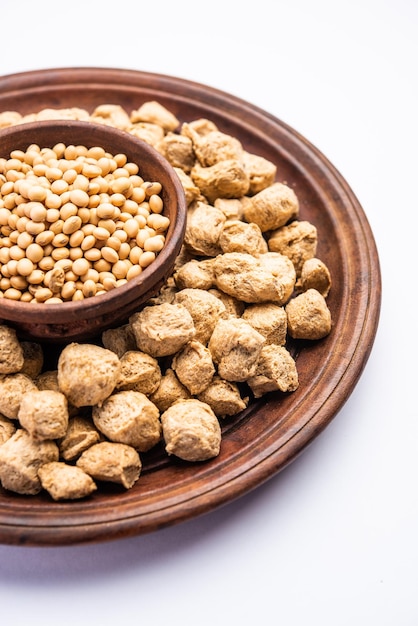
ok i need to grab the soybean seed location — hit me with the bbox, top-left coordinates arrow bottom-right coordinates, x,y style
51,248 -> 70,261
101,246 -> 119,264
27,185 -> 48,202
126,265 -> 142,280
82,279 -> 97,298
72,257 -> 91,276
93,258 -> 111,273
139,251 -> 156,268
118,242 -> 131,260
4,287 -> 22,300
63,215 -> 82,235
38,256 -> 55,271
95,202 -> 113,219
54,258 -> 73,272
69,247 -> 83,261
27,269 -> 45,284
35,230 -> 54,246
34,287 -> 53,302
0,140 -> 168,303
60,203 -> 78,220
16,258 -> 34,276
93,227 -> 110,241
69,230 -> 84,247
147,213 -> 170,233
84,248 -> 102,262
72,289 -> 84,301
16,231 -> 33,249
29,203 -> 47,222
148,194 -> 164,214
46,208 -> 61,222
81,234 -> 96,251
61,281 -> 76,300
144,235 -> 165,253
10,275 -> 28,290
102,276 -> 117,291
45,193 -> 62,209
70,188 -> 89,206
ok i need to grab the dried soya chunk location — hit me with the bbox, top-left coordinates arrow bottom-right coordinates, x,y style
180,117 -> 218,137
0,430 -> 59,495
161,399 -> 221,462
90,103 -> 131,129
130,100 -> 180,131
286,289 -> 332,340
242,303 -> 288,346
33,106 -> 90,122
173,167 -> 202,205
35,370 -> 78,418
268,220 -> 317,276
214,197 -> 245,221
102,324 -> 137,358
173,258 -> 215,290
116,350 -> 161,395
130,303 -> 195,358
38,462 -> 97,501
150,368 -> 191,413
213,252 -> 295,305
208,318 -> 265,382
92,390 -> 161,452
147,280 -> 178,306
128,122 -> 165,146
0,414 -> 16,446
156,132 -> 195,172
218,220 -> 268,255
173,288 -> 226,345
208,288 -> 245,318
183,125 -> 244,167
0,110 -> 22,127
242,151 -> 277,194
77,441 -> 141,489
18,389 -> 69,441
59,416 -> 101,461
35,370 -> 60,391
197,376 -> 249,418
247,345 -> 299,398
184,201 -> 226,257
57,343 -> 121,407
0,373 -> 37,419
191,159 -> 250,203
171,340 -> 215,395
299,258 -> 332,297
0,325 -> 24,374
243,182 -> 299,232
19,341 -> 44,379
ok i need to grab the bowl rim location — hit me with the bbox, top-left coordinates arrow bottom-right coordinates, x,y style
0,119 -> 187,324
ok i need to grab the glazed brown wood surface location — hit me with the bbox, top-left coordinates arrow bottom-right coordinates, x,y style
0,68 -> 381,546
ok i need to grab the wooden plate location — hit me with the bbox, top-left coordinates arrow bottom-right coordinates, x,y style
0,67 -> 381,546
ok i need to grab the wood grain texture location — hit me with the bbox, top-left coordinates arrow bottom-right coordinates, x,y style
0,68 -> 381,546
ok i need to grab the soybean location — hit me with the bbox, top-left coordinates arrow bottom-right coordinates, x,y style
0,142 -> 169,302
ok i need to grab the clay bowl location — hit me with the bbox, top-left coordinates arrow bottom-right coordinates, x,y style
0,120 -> 187,342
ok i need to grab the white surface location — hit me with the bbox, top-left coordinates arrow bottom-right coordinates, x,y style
0,1 -> 416,624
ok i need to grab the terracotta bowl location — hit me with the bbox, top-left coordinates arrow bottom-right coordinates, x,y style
0,120 -> 187,342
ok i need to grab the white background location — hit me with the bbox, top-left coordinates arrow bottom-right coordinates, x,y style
0,1 -> 417,624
